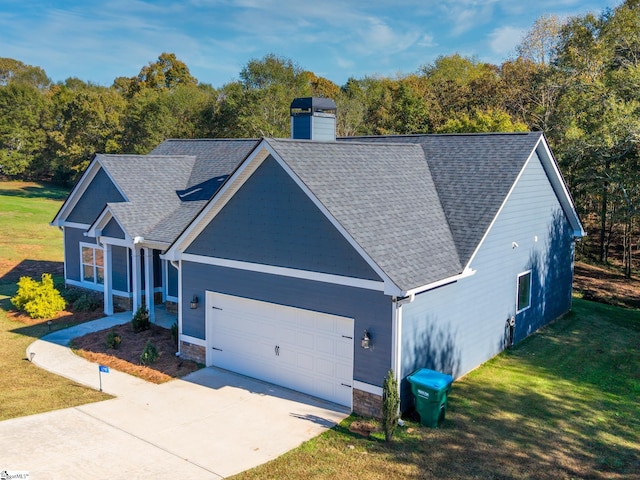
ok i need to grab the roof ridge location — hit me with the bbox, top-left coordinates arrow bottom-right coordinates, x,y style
161,138 -> 261,142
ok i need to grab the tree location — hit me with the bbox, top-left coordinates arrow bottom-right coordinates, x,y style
382,369 -> 400,442
437,108 -> 528,133
0,57 -> 50,89
552,1 -> 640,266
0,83 -> 48,176
124,53 -> 197,96
213,54 -> 312,137
421,54 -> 502,128
47,85 -> 125,183
516,15 -> 563,66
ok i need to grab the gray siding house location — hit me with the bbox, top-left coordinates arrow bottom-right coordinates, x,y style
52,98 -> 584,416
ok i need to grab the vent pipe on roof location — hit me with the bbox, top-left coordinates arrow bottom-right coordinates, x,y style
290,97 -> 337,141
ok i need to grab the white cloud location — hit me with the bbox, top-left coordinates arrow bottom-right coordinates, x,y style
488,25 -> 525,57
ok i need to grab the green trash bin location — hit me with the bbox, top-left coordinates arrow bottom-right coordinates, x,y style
407,368 -> 453,427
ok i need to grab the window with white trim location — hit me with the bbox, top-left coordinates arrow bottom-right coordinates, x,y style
516,271 -> 531,313
81,244 -> 104,285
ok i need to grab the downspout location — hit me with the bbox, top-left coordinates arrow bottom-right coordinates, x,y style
391,294 -> 416,406
392,294 -> 414,395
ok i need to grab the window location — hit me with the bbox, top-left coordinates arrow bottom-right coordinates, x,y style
81,244 -> 104,285
516,271 -> 531,313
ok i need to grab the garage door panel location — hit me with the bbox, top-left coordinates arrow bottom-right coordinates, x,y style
206,292 -> 354,407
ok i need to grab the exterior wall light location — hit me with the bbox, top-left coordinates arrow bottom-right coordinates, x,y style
190,295 -> 199,309
361,329 -> 371,349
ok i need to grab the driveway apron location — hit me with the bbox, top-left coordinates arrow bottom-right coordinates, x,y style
0,315 -> 349,479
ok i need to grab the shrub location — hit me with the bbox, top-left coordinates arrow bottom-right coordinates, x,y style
73,293 -> 102,312
105,330 -> 122,349
131,306 -> 150,333
382,369 -> 400,442
11,273 -> 66,319
60,286 -> 84,304
171,322 -> 179,351
140,340 -> 159,365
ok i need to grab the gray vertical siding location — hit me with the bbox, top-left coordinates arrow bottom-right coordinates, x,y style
400,151 -> 575,406
186,156 -> 381,281
167,262 -> 178,297
111,245 -> 130,292
102,218 -> 125,239
182,261 -> 392,387
67,168 -> 125,224
64,227 -> 95,282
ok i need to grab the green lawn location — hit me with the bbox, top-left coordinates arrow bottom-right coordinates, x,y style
0,181 -> 110,420
234,299 -> 640,479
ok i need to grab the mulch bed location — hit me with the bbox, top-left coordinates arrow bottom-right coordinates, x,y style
71,323 -> 202,383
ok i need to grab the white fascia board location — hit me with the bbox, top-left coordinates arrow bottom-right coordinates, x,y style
265,141 -> 403,297
137,240 -> 171,250
98,237 -> 132,248
535,137 -> 586,238
163,142 -> 271,261
54,221 -> 91,230
182,253 -> 386,292
404,268 -> 476,297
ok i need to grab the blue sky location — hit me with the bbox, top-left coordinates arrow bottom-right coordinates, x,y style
1,0 -> 619,88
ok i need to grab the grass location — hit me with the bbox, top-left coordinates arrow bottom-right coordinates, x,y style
0,181 -> 111,421
233,299 -> 640,480
0,181 -> 67,274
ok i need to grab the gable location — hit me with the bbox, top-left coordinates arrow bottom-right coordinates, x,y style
67,167 -> 125,225
186,155 -> 381,281
102,217 -> 125,239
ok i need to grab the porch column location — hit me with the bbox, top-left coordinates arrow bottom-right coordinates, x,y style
144,248 -> 155,322
132,246 -> 141,313
103,243 -> 113,315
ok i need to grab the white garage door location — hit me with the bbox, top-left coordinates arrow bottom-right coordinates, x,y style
205,292 -> 354,407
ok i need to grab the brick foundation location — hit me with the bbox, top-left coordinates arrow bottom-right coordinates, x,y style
165,301 -> 178,314
180,340 -> 206,364
114,295 -> 132,312
353,388 -> 383,418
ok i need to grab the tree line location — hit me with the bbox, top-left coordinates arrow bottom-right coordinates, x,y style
2,0 -> 640,275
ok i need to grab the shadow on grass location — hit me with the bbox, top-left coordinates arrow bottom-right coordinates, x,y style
0,183 -> 69,200
313,304 -> 640,480
0,259 -> 64,284
399,306 -> 639,479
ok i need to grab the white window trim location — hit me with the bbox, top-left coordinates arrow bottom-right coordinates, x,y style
516,270 -> 532,314
79,242 -> 105,288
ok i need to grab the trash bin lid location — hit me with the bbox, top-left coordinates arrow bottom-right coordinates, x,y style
407,368 -> 453,390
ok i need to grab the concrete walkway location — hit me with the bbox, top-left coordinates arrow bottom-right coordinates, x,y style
1,313 -> 349,479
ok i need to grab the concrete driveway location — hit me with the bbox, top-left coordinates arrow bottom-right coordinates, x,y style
0,314 -> 349,479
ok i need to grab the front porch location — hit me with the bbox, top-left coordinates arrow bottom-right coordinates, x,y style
101,243 -> 178,324
108,303 -> 177,330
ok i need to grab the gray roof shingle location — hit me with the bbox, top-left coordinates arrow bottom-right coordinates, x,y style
92,133 -> 543,292
150,139 -> 260,189
339,133 -> 543,265
266,138 -> 462,291
97,154 -> 196,240
98,139 -> 259,243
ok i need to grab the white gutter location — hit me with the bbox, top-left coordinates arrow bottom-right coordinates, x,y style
403,268 -> 476,297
